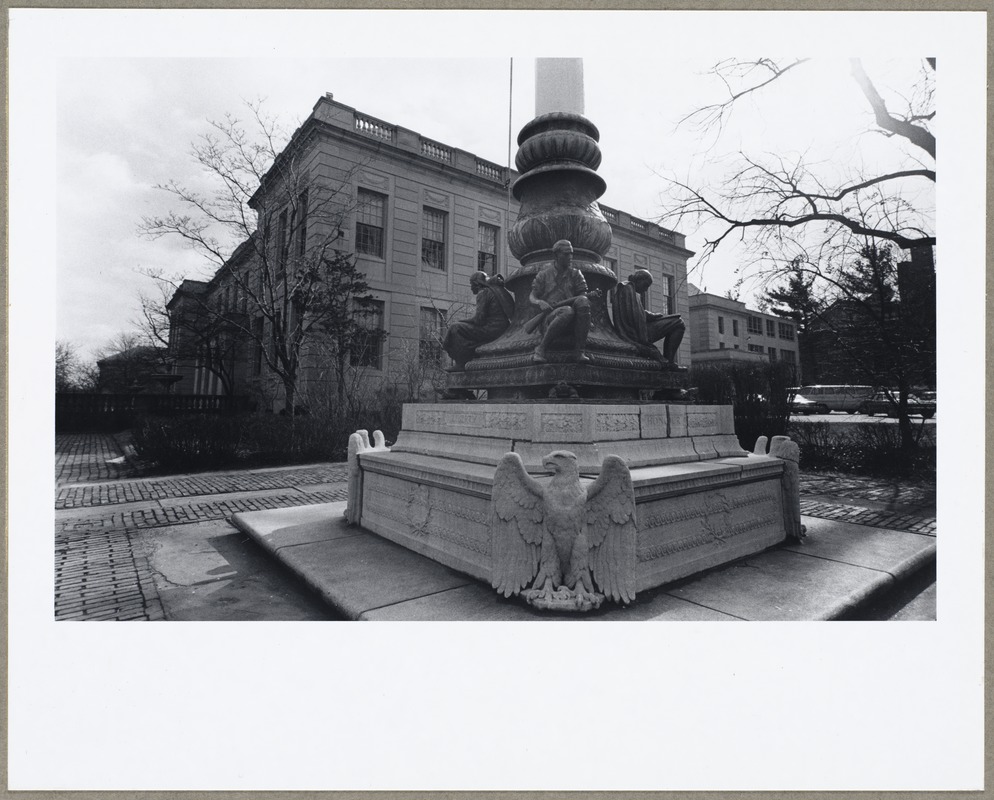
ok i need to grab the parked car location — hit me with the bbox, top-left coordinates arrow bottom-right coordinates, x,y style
856,391 -> 936,419
790,393 -> 831,415
792,384 -> 874,412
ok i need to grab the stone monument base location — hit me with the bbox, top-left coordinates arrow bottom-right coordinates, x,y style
446,361 -> 687,400
349,403 -> 792,598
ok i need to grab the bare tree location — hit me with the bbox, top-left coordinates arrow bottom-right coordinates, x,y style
139,100 -> 376,414
55,340 -> 97,392
663,58 -> 935,270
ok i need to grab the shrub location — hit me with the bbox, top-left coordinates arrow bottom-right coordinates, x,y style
690,360 -> 797,450
240,413 -> 358,465
789,419 -> 936,478
128,379 -> 413,473
131,414 -> 243,471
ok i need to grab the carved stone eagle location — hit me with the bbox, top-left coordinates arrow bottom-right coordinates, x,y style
490,450 -> 638,611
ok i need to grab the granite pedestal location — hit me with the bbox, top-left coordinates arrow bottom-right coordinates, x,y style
350,402 -> 791,596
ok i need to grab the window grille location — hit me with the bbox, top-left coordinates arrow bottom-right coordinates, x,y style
747,315 -> 763,335
356,189 -> 386,258
296,190 -> 309,257
421,207 -> 447,271
477,223 -> 499,273
351,300 -> 385,369
662,275 -> 675,314
419,307 -> 446,363
277,210 -> 289,274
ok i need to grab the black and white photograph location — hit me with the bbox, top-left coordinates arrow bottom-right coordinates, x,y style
8,7 -> 986,793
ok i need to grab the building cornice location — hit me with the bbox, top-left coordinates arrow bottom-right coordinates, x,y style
251,95 -> 695,255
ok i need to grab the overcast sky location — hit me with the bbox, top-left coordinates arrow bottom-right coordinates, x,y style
52,21 -> 933,362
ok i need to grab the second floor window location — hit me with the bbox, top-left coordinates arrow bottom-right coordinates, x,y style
732,319 -> 739,337
477,223 -> 499,273
747,315 -> 763,335
422,207 -> 447,271
662,275 -> 675,314
717,316 -> 725,334
356,189 -> 386,258
778,322 -> 795,340
766,319 -> 776,337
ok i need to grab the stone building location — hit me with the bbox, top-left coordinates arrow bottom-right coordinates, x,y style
688,285 -> 799,375
167,94 -> 693,408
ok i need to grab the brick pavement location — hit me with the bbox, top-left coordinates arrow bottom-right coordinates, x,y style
799,499 -> 936,535
798,473 -> 935,511
55,434 -> 351,620
58,487 -> 349,536
55,432 -> 141,486
57,465 -> 350,509
55,527 -> 164,621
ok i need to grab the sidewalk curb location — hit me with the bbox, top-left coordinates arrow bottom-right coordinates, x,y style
827,540 -> 936,620
231,503 -> 366,620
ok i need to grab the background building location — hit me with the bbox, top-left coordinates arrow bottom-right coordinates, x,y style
688,285 -> 799,375
168,94 -> 694,407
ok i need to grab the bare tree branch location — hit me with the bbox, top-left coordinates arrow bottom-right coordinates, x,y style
849,59 -> 935,159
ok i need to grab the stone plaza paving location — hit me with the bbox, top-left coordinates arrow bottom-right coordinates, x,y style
54,432 -> 936,621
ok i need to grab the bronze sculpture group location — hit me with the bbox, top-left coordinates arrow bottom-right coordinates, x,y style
442,271 -> 514,371
442,238 -> 686,374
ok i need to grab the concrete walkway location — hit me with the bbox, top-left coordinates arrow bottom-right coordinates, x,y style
233,503 -> 935,621
54,432 -> 937,622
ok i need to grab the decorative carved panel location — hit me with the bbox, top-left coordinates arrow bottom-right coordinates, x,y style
479,205 -> 502,223
424,189 -> 450,208
359,170 -> 389,189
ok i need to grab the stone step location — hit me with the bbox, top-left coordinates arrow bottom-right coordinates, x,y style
231,501 -> 936,622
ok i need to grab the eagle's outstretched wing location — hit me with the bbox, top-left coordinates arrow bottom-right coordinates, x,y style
490,453 -> 545,597
585,455 -> 638,604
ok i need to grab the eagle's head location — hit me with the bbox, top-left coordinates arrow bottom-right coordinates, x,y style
542,450 -> 579,480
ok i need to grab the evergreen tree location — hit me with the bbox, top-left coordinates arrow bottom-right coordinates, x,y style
764,257 -> 824,382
